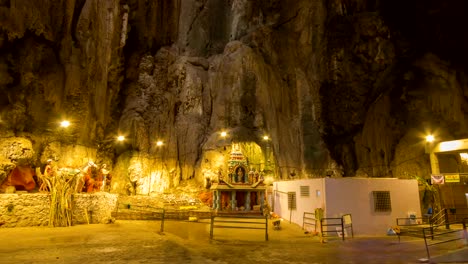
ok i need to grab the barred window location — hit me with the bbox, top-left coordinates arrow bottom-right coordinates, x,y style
288,192 -> 297,210
300,186 -> 310,197
372,191 -> 391,212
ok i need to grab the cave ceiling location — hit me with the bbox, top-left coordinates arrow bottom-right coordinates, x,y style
1,0 -> 468,194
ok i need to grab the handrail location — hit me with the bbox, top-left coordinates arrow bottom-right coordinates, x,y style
422,218 -> 468,260
446,208 -> 468,223
430,208 -> 447,227
430,208 -> 468,229
395,217 -> 428,243
210,214 -> 269,241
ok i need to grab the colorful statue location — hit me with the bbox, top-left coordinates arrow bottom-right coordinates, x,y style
39,159 -> 54,192
236,167 -> 244,183
96,164 -> 111,192
248,169 -> 255,183
79,161 -> 98,193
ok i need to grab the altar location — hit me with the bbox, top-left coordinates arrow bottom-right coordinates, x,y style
210,144 -> 266,212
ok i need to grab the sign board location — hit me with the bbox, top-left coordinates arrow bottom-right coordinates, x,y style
343,214 -> 352,225
431,174 -> 445,184
444,173 -> 460,183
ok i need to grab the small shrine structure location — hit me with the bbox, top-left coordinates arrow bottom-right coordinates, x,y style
210,143 -> 266,212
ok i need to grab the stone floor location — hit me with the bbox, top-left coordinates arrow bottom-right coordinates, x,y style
0,220 -> 466,264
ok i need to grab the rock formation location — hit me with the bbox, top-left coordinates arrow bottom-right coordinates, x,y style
1,0 -> 468,194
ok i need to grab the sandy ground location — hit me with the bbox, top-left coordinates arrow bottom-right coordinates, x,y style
0,220 -> 466,264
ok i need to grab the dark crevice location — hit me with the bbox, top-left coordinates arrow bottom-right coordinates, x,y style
71,0 -> 87,47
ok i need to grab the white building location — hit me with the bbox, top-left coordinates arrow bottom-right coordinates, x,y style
272,178 -> 421,236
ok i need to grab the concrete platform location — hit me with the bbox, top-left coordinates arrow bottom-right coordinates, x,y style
0,220 -> 466,264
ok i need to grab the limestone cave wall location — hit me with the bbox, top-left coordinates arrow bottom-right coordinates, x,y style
1,0 -> 468,194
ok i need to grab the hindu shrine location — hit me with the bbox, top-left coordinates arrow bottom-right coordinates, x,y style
210,143 -> 266,212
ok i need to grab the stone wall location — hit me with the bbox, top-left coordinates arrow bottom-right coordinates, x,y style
0,193 -> 118,228
0,193 -> 49,227
73,193 -> 119,224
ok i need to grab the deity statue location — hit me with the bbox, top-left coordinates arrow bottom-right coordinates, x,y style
248,169 -> 255,183
39,159 -> 54,192
217,168 -> 223,182
228,168 -> 234,183
235,166 -> 246,183
79,161 -> 98,193
96,164 -> 112,192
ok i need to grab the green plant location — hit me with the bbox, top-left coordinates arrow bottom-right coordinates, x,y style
413,175 -> 441,212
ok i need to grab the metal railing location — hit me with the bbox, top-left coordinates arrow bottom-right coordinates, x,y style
210,214 -> 269,241
112,203 -> 165,233
447,208 -> 468,224
428,208 -> 468,229
422,218 -> 468,260
395,217 -> 428,242
320,214 -> 354,241
303,212 -> 317,232
430,209 -> 448,228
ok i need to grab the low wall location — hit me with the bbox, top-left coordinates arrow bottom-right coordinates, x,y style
73,193 -> 119,224
0,192 -> 118,228
0,193 -> 49,227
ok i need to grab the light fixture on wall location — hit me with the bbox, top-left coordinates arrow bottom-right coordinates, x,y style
220,131 -> 228,150
426,135 -> 435,142
425,134 -> 436,154
60,120 -> 70,128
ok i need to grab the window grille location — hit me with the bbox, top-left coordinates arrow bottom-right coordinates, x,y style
287,192 -> 296,210
300,186 -> 310,197
372,191 -> 391,212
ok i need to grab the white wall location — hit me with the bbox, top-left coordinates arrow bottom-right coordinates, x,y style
325,178 -> 421,235
273,179 -> 325,229
273,178 -> 421,236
